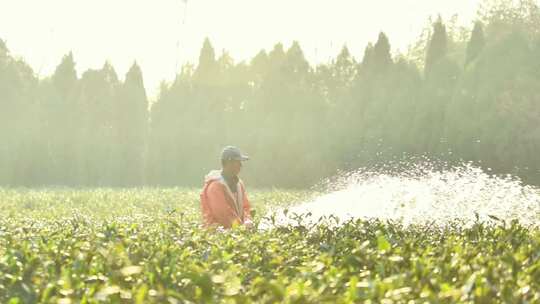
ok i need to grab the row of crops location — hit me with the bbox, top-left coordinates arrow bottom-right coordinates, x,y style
0,188 -> 539,303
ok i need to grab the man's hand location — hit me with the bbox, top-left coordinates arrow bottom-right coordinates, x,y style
244,219 -> 254,230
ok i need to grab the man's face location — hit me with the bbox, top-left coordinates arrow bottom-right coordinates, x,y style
224,160 -> 242,176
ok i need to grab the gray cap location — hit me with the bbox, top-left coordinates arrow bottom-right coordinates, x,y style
221,146 -> 249,161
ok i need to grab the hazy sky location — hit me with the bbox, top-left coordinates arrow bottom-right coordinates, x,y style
1,0 -> 483,98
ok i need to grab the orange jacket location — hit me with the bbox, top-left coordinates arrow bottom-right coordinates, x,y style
200,170 -> 252,228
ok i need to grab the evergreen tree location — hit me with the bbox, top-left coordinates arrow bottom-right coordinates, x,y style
47,52 -> 79,184
326,45 -> 356,105
335,45 -> 356,82
75,62 -> 120,185
268,43 -> 286,70
147,72 -> 191,185
361,43 -> 375,70
52,52 -> 77,97
466,22 -> 486,65
0,41 -> 40,185
194,37 -> 217,85
373,32 -> 393,71
425,16 -> 448,79
250,50 -> 269,82
116,62 -> 149,185
284,41 -> 310,76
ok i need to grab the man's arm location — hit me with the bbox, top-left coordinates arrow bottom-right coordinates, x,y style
207,182 -> 241,228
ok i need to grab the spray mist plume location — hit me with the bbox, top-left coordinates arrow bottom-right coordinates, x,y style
264,161 -> 540,228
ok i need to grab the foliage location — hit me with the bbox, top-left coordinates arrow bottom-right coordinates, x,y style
1,189 -> 539,303
1,2 -> 540,187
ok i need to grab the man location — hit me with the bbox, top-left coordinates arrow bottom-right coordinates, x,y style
200,146 -> 252,228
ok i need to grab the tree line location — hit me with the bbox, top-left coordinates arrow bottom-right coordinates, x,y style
1,0 -> 539,188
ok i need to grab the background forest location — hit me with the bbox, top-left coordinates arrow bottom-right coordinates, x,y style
1,0 -> 539,188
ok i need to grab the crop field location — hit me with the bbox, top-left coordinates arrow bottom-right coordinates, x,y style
1,188 -> 539,303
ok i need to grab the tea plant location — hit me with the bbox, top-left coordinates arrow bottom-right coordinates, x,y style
0,188 -> 539,303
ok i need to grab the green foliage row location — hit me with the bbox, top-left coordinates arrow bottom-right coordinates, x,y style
1,189 -> 539,303
1,0 -> 540,188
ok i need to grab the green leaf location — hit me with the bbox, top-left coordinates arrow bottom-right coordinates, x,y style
377,234 -> 391,252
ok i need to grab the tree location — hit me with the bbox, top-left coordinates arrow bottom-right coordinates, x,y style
425,16 -> 448,79
0,40 -> 40,185
115,62 -> 149,185
373,32 -> 393,72
323,45 -> 356,106
466,22 -> 486,65
44,52 -> 80,184
255,43 -> 286,115
361,43 -> 375,70
147,70 -> 193,186
75,62 -> 120,185
478,0 -> 540,39
250,50 -> 269,84
284,41 -> 310,76
52,52 -> 77,97
193,37 -> 217,85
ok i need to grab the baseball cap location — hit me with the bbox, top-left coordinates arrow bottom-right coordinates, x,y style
221,146 -> 250,161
